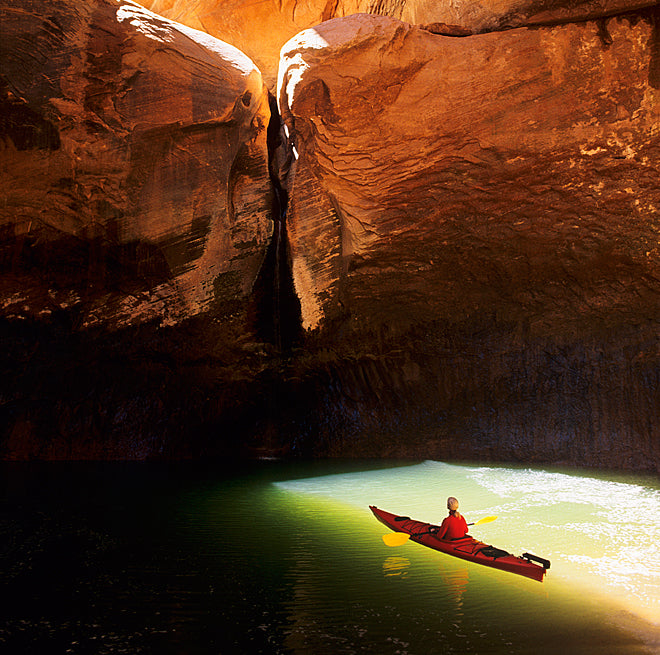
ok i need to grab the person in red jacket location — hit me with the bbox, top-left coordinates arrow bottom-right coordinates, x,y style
434,496 -> 469,540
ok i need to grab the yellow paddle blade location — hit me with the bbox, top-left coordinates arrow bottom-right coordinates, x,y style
473,515 -> 498,526
382,532 -> 412,547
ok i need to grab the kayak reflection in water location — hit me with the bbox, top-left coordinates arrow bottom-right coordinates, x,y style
431,496 -> 469,540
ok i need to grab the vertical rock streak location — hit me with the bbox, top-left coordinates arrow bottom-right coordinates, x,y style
251,93 -> 302,351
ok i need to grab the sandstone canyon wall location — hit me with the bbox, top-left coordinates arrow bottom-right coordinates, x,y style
0,0 -> 277,458
280,13 -> 659,333
277,12 -> 659,470
143,0 -> 660,87
0,0 -> 658,471
0,0 -> 273,330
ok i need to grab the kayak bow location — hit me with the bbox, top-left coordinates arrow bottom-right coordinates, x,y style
370,505 -> 550,582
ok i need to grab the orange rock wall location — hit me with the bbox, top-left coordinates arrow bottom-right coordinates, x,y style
142,0 -> 659,87
280,14 -> 659,335
0,0 -> 658,469
271,12 -> 659,470
1,0 -> 272,330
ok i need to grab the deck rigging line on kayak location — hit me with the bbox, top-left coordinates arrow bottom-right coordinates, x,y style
477,546 -> 510,560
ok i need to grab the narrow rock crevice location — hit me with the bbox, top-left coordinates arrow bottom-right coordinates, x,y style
251,92 -> 302,353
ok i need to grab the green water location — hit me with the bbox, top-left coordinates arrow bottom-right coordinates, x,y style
1,460 -> 658,654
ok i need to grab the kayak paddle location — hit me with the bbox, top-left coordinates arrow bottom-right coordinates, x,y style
382,515 -> 498,546
469,515 -> 498,526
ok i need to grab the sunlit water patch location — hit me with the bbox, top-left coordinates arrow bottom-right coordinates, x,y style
465,464 -> 660,623
275,460 -> 660,638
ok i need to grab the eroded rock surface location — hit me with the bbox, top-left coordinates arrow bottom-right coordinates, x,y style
277,12 -> 659,469
145,0 -> 361,88
0,0 -> 272,331
281,13 -> 659,332
377,0 -> 660,32
143,0 -> 659,87
0,1 -> 658,471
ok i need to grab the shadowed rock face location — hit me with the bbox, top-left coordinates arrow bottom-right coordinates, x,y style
0,0 -> 272,330
143,0 -> 660,87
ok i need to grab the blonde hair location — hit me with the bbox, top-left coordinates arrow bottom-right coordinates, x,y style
447,496 -> 462,518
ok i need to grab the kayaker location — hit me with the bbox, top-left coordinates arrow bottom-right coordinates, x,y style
433,496 -> 469,540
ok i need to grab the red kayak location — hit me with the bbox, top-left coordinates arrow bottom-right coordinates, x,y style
370,505 -> 550,582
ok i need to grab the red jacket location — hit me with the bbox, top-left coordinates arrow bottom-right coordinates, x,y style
437,512 -> 468,540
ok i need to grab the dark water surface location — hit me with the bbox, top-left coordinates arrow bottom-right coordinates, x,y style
1,460 -> 658,654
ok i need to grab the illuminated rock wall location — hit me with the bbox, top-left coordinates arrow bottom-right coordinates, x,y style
279,13 -> 659,335
0,0 -> 272,330
0,0 -> 658,470
143,0 -> 659,87
275,12 -> 659,470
